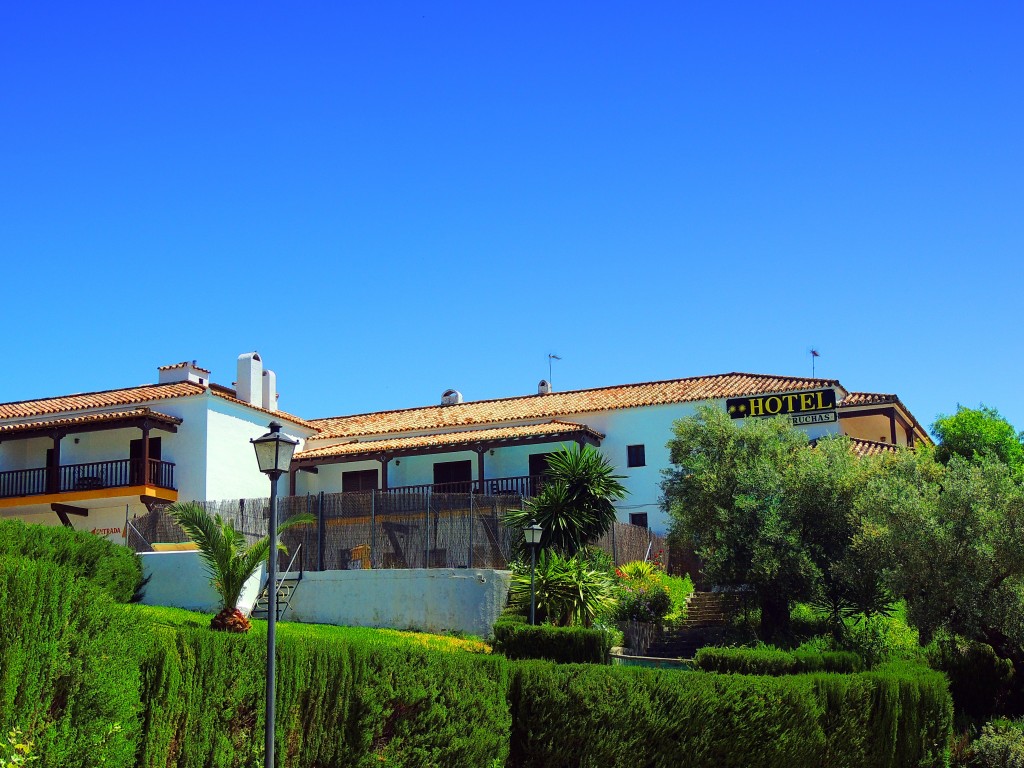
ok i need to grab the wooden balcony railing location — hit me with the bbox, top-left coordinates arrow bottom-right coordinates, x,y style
0,459 -> 176,500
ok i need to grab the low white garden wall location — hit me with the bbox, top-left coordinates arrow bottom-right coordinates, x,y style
285,569 -> 512,637
138,553 -> 512,637
139,551 -> 266,616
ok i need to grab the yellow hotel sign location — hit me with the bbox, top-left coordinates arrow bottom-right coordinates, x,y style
726,389 -> 837,420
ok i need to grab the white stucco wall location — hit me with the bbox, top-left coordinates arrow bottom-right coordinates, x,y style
204,395 -> 310,502
139,550 -> 266,615
296,390 -> 844,535
285,568 -> 511,637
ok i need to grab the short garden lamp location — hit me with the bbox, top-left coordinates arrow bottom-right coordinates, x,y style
524,521 -> 543,626
251,421 -> 298,768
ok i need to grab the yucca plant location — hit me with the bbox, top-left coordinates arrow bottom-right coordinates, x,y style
508,551 -> 616,627
506,445 -> 627,556
618,560 -> 656,581
168,501 -> 313,632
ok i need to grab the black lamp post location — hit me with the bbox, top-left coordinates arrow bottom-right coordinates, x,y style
251,421 -> 298,768
523,521 -> 543,625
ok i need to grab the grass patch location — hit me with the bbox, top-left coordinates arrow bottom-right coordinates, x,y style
132,604 -> 491,653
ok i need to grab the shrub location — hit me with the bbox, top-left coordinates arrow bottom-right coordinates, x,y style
507,551 -> 616,626
0,518 -> 143,602
618,560 -> 656,580
962,719 -> 1024,768
507,661 -> 951,767
693,647 -> 863,675
658,571 -> 695,621
138,623 -> 511,767
0,555 -> 141,767
613,581 -> 672,623
491,620 -> 612,664
927,637 -> 1015,724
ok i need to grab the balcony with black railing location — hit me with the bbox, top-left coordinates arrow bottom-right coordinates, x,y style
0,459 -> 176,500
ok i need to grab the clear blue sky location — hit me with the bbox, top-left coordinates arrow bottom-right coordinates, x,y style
2,3 -> 1022,433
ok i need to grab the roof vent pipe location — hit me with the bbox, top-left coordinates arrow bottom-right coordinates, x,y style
236,352 -> 262,406
441,389 -> 463,406
538,379 -> 552,395
262,369 -> 278,412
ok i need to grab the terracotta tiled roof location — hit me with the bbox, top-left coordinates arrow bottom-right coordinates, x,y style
0,382 -> 206,420
158,361 -> 211,373
309,373 -> 843,440
849,437 -> 900,458
206,385 -> 314,430
295,421 -> 605,461
0,381 -> 313,430
0,407 -> 182,435
840,392 -> 898,407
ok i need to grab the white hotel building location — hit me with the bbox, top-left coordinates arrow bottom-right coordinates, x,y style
0,354 -> 928,539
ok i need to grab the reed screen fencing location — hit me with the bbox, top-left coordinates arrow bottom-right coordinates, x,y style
129,490 -> 666,571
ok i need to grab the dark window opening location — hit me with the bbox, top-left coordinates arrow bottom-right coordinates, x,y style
630,512 -> 649,529
627,444 -> 646,467
433,460 -> 472,492
528,452 -> 554,496
130,437 -> 162,484
342,468 -> 379,493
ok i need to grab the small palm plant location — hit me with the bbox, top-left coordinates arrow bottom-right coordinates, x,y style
168,501 -> 312,633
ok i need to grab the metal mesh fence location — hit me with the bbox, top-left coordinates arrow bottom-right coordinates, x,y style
129,491 -> 666,571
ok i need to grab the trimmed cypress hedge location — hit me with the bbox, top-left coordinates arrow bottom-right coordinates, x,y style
136,623 -> 511,767
0,556 -> 141,767
0,518 -> 143,602
507,660 -> 952,768
693,646 -> 863,675
492,618 -> 612,664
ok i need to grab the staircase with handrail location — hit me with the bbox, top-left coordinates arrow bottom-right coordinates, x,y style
251,544 -> 304,621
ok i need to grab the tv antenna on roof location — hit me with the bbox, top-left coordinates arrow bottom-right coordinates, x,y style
547,354 -> 562,387
810,348 -> 820,378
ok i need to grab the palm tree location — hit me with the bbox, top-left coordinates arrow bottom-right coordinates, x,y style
168,501 -> 313,633
506,444 -> 628,556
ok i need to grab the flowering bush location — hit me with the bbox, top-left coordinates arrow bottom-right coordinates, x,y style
613,582 -> 672,623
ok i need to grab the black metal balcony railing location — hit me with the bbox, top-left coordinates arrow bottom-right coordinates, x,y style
385,474 -> 544,498
0,459 -> 176,500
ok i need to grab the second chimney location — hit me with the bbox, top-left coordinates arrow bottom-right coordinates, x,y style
236,352 -> 263,406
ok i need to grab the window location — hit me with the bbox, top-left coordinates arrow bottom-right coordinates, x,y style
433,460 -> 472,492
342,469 -> 378,493
629,512 -> 649,529
627,444 -> 646,467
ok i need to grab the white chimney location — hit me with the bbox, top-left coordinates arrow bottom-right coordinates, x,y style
236,352 -> 263,406
441,389 -> 463,406
262,369 -> 277,412
158,361 -> 210,387
538,379 -> 552,395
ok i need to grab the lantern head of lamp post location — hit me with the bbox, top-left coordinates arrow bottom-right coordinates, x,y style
251,421 -> 298,478
524,520 -> 543,548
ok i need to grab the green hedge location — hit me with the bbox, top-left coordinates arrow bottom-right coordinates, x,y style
137,624 -> 511,767
0,518 -> 143,602
0,520 -> 953,768
492,618 -> 612,664
508,661 -> 952,768
694,647 -> 863,675
0,555 -> 141,767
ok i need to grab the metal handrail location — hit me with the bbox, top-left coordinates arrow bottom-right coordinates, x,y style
277,543 -> 303,593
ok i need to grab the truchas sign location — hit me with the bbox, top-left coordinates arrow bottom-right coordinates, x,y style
726,389 -> 837,422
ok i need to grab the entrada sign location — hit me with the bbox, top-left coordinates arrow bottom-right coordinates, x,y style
726,389 -> 837,419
